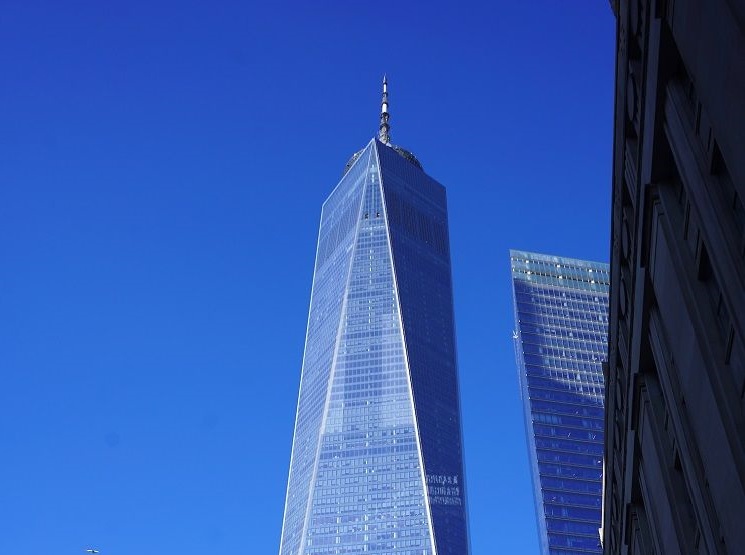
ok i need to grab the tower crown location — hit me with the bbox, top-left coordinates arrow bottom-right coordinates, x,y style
344,76 -> 423,175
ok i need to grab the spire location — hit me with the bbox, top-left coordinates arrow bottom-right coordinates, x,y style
379,74 -> 390,145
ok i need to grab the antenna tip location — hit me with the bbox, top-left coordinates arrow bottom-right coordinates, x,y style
379,74 -> 391,144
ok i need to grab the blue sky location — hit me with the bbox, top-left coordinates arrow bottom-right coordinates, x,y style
0,1 -> 615,553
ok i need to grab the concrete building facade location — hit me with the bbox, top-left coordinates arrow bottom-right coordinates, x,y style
602,1 -> 745,553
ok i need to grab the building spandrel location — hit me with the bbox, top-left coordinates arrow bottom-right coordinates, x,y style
510,250 -> 609,555
279,80 -> 470,555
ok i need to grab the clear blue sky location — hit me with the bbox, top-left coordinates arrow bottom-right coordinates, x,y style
0,1 -> 615,553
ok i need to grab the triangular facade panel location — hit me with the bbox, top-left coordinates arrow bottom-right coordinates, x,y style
378,143 -> 469,555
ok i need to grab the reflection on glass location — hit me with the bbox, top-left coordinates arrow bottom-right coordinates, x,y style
280,140 -> 470,555
511,250 -> 609,555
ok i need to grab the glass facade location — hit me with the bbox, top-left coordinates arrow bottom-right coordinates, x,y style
279,139 -> 470,555
510,250 -> 609,555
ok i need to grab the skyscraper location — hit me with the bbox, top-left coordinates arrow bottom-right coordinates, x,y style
278,78 -> 470,555
510,250 -> 609,555
603,2 -> 745,552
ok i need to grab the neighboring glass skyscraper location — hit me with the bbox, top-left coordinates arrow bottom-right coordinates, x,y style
279,79 -> 470,555
510,250 -> 609,555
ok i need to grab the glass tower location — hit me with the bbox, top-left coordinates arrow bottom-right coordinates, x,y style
279,80 -> 470,555
510,250 -> 609,555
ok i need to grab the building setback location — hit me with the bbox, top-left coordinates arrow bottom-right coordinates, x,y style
603,1 -> 745,553
278,79 -> 470,555
511,250 -> 610,554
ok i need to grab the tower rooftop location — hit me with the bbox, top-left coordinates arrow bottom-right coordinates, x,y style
343,76 -> 422,175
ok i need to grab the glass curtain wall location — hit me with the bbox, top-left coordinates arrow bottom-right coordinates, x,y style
511,250 -> 609,555
279,139 -> 470,555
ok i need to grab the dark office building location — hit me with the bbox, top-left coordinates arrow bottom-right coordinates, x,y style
602,1 -> 745,553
